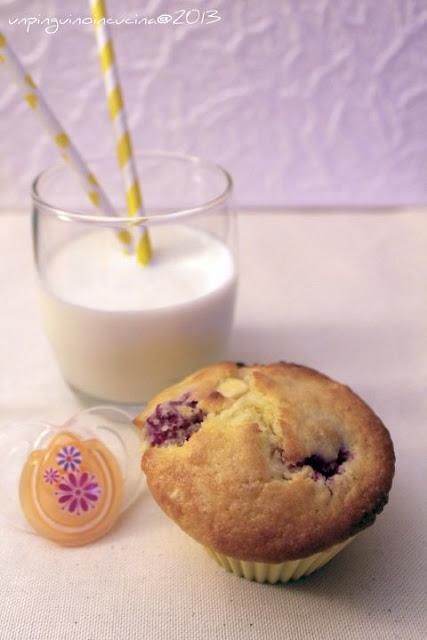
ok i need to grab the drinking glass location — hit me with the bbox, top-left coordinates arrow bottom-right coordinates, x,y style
32,151 -> 237,404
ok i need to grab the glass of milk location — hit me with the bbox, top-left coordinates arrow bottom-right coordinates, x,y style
32,152 -> 237,404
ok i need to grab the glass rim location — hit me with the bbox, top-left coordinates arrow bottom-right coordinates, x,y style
31,150 -> 233,224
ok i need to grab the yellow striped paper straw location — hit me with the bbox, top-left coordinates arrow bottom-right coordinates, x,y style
0,31 -> 132,252
89,0 -> 152,266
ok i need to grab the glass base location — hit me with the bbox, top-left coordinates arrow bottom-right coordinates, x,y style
67,380 -> 147,414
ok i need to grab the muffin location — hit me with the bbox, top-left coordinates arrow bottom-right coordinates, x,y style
134,362 -> 395,583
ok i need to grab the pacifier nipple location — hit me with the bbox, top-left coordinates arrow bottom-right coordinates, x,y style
0,407 -> 144,546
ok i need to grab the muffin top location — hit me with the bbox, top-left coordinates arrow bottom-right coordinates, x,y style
135,362 -> 395,562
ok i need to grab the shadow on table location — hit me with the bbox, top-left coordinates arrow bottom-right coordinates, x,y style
286,487 -> 416,619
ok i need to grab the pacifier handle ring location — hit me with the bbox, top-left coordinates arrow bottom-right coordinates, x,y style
71,406 -> 139,483
79,405 -> 134,421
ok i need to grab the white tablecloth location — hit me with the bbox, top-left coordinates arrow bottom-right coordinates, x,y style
1,210 -> 426,640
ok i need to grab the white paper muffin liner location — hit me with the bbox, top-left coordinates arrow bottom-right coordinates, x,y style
205,537 -> 354,584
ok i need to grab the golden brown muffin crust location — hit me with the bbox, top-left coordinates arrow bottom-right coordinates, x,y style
135,362 -> 395,562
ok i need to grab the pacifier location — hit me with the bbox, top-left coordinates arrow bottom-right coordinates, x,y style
0,406 -> 144,546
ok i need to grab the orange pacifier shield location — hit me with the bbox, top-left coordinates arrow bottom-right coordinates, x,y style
19,431 -> 124,546
1,407 -> 144,546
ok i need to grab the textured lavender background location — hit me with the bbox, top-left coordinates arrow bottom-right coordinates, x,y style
0,0 -> 426,209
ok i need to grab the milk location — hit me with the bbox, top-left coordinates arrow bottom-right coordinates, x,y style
38,225 -> 237,403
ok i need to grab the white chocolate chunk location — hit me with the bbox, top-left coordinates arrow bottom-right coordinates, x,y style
216,378 -> 248,399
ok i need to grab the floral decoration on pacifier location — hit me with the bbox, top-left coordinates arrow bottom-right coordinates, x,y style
0,407 -> 144,546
